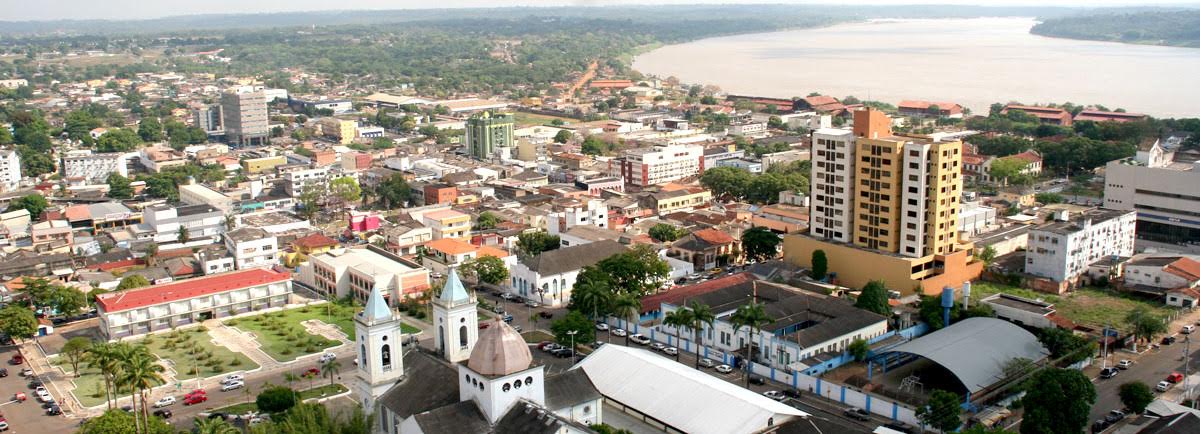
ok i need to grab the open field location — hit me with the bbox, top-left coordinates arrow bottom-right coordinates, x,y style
971,282 -> 1176,331
225,304 -> 419,361
214,383 -> 349,415
512,111 -> 574,127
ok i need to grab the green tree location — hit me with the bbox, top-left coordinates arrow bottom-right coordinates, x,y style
192,417 -> 241,434
375,174 -> 412,208
977,246 -> 997,267
320,359 -> 342,388
78,408 -> 173,434
847,338 -> 870,362
1034,193 -> 1064,204
1036,327 -> 1096,365
609,293 -> 641,346
1020,369 -> 1096,434
1126,307 -> 1166,351
730,302 -> 773,388
62,336 -> 93,376
687,302 -> 717,369
551,311 -> 596,348
594,245 -> 670,296
117,275 -> 151,291
257,386 -> 299,413
96,128 -> 143,152
810,250 -> 828,280
107,173 -> 134,199
699,166 -> 753,199
1118,382 -> 1155,414
476,212 -> 501,230
17,145 -> 55,177
462,255 -> 509,286
569,279 -> 613,320
917,389 -> 963,433
648,223 -> 686,242
297,183 -> 324,222
329,176 -> 362,211
52,285 -> 88,318
137,117 -> 163,142
516,231 -> 560,257
741,226 -> 781,263
0,304 -> 37,343
6,194 -> 48,218
854,280 -> 891,316
581,136 -> 608,155
0,126 -> 13,145
553,129 -> 573,144
663,307 -> 695,362
178,225 -> 190,244
989,158 -> 1032,186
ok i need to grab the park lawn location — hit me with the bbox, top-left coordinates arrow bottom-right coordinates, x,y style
215,383 -> 349,414
971,282 -> 1176,331
521,330 -> 554,344
225,305 -> 418,362
512,111 -> 573,127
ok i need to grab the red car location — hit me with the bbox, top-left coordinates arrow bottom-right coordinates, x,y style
9,355 -> 23,365
1167,372 -> 1184,383
304,368 -> 320,377
183,394 -> 208,406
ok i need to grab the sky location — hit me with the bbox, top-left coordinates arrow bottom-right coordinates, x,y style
1,0 -> 1197,21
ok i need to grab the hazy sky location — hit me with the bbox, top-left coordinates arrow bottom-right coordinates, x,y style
2,0 -> 1197,21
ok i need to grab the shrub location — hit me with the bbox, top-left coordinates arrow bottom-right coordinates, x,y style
186,367 -> 198,375
305,345 -> 317,353
281,348 -> 293,356
227,319 -> 239,326
211,365 -> 223,373
230,358 -> 243,367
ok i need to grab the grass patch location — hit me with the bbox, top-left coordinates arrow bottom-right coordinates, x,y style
54,327 -> 258,408
213,383 -> 348,415
225,304 -> 418,362
971,282 -> 1176,331
512,111 -> 573,127
521,330 -> 554,344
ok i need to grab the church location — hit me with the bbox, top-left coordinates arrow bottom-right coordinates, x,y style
353,268 -> 604,434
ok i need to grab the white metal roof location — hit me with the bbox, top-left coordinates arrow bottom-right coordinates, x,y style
886,317 -> 1049,393
573,345 -> 807,434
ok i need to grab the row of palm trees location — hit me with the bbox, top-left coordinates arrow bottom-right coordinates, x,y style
664,300 -> 773,388
86,341 -> 166,434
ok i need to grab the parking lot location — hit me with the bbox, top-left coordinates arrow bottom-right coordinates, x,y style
0,344 -> 77,433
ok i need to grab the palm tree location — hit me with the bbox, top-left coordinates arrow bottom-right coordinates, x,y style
193,417 -> 241,434
143,243 -> 159,267
284,372 -> 302,401
85,342 -> 118,410
121,351 -> 164,429
689,301 -> 717,370
321,359 -> 342,388
303,370 -> 318,391
571,280 -> 613,321
730,302 -> 773,388
663,308 -> 694,362
610,293 -> 641,347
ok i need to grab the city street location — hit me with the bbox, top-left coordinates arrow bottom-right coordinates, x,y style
1089,330 -> 1200,425
0,344 -> 82,434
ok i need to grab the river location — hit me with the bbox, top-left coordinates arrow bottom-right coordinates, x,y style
633,17 -> 1200,118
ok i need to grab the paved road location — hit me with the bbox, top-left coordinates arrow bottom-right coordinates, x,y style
1088,332 -> 1200,425
0,344 -> 79,434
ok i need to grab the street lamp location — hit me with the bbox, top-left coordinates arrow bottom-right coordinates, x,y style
566,330 -> 578,364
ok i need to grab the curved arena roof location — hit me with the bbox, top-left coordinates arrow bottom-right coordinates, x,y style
884,317 -> 1050,393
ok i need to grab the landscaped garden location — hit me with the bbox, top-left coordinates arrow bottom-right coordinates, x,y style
214,383 -> 349,415
971,282 -> 1176,331
55,327 -> 258,408
224,303 -> 419,362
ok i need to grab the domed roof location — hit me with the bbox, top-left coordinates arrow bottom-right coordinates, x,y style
466,319 -> 532,377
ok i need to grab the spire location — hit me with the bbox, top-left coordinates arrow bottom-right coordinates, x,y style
438,267 -> 471,305
361,280 -> 393,323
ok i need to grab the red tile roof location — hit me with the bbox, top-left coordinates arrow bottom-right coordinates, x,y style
640,272 -> 756,314
1166,258 -> 1200,282
96,268 -> 291,313
1073,110 -> 1146,123
804,95 -> 839,106
1005,150 -> 1042,164
293,233 -> 339,249
693,228 -> 735,245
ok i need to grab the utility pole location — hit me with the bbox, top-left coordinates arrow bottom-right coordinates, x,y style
567,330 -> 578,364
1101,324 -> 1110,370
1185,335 -> 1192,406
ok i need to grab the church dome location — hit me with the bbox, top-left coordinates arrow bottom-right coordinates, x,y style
466,319 -> 532,377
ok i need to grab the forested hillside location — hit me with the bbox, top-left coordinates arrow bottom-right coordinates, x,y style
1031,10 -> 1200,47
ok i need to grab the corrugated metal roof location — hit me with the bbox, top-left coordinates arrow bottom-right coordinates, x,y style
886,317 -> 1049,393
574,345 -> 807,434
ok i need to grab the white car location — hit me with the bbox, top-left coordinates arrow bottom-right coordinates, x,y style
319,353 -> 337,364
154,396 -> 176,408
610,328 -> 627,337
595,323 -> 610,331
0,421 -> 8,431
221,381 -> 245,392
663,347 -> 679,356
629,334 -> 651,345
649,342 -> 666,352
763,391 -> 786,401
715,364 -> 734,374
1156,381 -> 1172,392
1117,359 -> 1133,370
223,374 -> 245,383
698,359 -> 716,369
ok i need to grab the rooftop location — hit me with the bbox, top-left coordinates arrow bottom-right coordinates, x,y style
520,240 -> 628,276
885,317 -> 1049,393
96,268 -> 290,313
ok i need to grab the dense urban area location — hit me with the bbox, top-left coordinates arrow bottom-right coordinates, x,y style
0,4 -> 1198,434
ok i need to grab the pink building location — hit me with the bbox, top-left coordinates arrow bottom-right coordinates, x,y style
348,210 -> 383,232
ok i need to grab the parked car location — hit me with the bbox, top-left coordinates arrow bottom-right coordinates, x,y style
1167,372 -> 1184,383
782,389 -> 803,399
538,312 -> 553,319
649,342 -> 666,352
9,355 -> 23,365
0,421 -> 8,431
1162,336 -> 1177,345
19,369 -> 32,377
1092,419 -> 1112,433
0,368 -> 7,378
152,409 -> 172,419
610,328 -> 627,337
525,300 -> 541,308
663,347 -> 679,356
630,334 -> 651,345
1156,381 -> 1172,392
492,306 -> 505,314
537,341 -> 554,351
697,359 -> 716,369
551,348 -> 573,358
715,364 -> 733,374
319,353 -> 337,364
1117,360 -> 1133,370
502,314 -> 514,323
46,405 -> 61,416
512,325 -> 523,332
223,374 -> 245,383
221,381 -> 245,392
1100,367 -> 1119,379
762,391 -> 786,401
844,408 -> 871,421
1105,410 -> 1126,424
1184,325 -> 1196,334
153,396 -> 176,407
184,394 -> 208,405
748,376 -> 766,386
595,323 -> 610,331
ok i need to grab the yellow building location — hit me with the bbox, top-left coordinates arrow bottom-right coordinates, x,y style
641,185 -> 713,215
783,234 -> 982,296
422,209 -> 472,241
242,155 -> 288,174
321,118 -> 358,145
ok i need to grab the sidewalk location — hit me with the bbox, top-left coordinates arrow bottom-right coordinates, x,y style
204,319 -> 282,371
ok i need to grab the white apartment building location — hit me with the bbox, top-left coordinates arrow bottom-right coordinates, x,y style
547,199 -> 608,236
141,204 -> 226,247
298,245 -> 432,304
1025,209 -> 1137,284
508,240 -> 628,307
727,122 -> 767,137
808,128 -> 856,243
618,144 -> 704,187
224,227 -> 279,270
899,142 -> 933,257
283,166 -> 330,196
179,182 -> 235,212
96,268 -> 292,340
1104,139 -> 1200,243
0,149 -> 21,192
62,150 -> 133,184
782,111 -> 832,131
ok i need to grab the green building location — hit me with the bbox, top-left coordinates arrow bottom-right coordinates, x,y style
466,111 -> 515,160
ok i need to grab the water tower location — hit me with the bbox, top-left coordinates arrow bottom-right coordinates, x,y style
940,286 -> 956,327
962,281 -> 972,309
